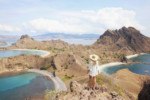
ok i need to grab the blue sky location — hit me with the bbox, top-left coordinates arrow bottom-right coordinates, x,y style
0,0 -> 150,36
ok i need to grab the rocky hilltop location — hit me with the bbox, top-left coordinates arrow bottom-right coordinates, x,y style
94,27 -> 150,53
9,34 -> 40,49
8,34 -> 70,50
43,69 -> 150,100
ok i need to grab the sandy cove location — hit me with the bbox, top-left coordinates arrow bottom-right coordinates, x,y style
11,49 -> 50,58
126,53 -> 147,59
99,53 -> 147,74
28,69 -> 67,91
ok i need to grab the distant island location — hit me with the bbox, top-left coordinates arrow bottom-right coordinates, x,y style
0,41 -> 7,46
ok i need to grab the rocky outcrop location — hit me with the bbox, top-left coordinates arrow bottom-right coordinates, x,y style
20,34 -> 34,40
8,35 -> 42,49
8,35 -> 70,50
55,81 -> 125,100
94,27 -> 150,53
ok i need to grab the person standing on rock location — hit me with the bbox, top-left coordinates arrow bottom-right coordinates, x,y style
87,54 -> 100,90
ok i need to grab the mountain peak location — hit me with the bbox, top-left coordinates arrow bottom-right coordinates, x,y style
20,34 -> 34,40
95,27 -> 150,53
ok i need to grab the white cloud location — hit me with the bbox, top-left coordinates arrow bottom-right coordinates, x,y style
0,24 -> 21,33
24,7 -> 144,34
96,7 -> 144,30
25,18 -> 104,34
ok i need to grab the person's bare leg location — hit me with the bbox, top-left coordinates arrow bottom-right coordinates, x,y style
93,76 -> 96,90
88,75 -> 92,89
91,77 -> 94,90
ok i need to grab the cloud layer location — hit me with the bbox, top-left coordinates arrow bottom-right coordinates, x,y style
0,24 -> 21,33
0,7 -> 145,35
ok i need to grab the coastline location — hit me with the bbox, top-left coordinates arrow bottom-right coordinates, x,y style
0,69 -> 67,92
99,53 -> 147,74
11,49 -> 50,57
126,53 -> 147,59
99,62 -> 126,74
27,69 -> 67,91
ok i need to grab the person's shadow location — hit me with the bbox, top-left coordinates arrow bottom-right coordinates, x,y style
138,80 -> 150,100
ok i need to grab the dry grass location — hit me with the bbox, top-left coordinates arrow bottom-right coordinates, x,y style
96,74 -> 125,96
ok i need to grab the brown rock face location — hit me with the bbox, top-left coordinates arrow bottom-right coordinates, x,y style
52,53 -> 87,76
56,81 -> 125,100
95,27 -> 150,53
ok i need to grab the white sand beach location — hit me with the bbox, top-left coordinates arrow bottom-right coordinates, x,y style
12,49 -> 50,58
28,69 -> 67,91
126,53 -> 147,59
40,51 -> 50,58
126,54 -> 139,59
99,53 -> 147,74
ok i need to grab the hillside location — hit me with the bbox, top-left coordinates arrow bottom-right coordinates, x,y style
94,27 -> 150,54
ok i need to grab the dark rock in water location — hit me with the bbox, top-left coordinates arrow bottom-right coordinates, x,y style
94,26 -> 150,53
120,54 -> 128,63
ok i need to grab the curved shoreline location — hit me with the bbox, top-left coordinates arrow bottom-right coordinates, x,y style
99,53 -> 148,74
10,49 -> 50,58
126,53 -> 147,59
27,69 -> 67,91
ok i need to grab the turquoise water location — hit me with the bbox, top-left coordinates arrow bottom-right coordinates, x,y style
0,50 -> 47,58
0,73 -> 38,92
0,49 -> 52,99
103,54 -> 150,75
0,72 -> 54,100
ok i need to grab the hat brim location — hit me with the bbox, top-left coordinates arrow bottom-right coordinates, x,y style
89,54 -> 99,61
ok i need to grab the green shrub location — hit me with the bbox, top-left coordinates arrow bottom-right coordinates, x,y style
96,74 -> 112,86
112,84 -> 124,96
29,67 -> 33,69
40,67 -> 47,70
62,74 -> 73,82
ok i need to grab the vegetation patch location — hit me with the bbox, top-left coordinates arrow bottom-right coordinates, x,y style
48,47 -> 65,53
62,74 -> 74,82
96,74 -> 124,96
40,65 -> 51,70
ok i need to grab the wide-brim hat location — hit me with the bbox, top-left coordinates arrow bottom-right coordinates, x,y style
89,54 -> 99,61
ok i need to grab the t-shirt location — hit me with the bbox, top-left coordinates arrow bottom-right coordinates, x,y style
87,64 -> 100,76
